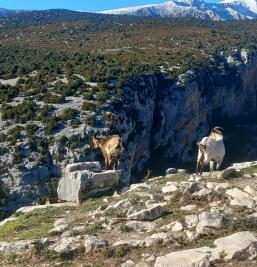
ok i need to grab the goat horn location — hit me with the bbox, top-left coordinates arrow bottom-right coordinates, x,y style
213,126 -> 224,131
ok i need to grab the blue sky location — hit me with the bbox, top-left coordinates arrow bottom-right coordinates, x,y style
0,0 -> 218,11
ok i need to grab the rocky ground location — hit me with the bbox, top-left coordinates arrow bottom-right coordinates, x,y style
0,163 -> 257,266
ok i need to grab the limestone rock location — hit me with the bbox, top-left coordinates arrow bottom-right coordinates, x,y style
214,231 -> 257,261
160,221 -> 183,232
0,217 -> 17,227
49,224 -> 68,235
248,212 -> 257,218
144,232 -> 175,247
231,161 -> 257,170
162,182 -> 179,194
58,161 -> 120,203
61,230 -> 75,238
177,169 -> 188,174
128,183 -> 153,192
215,183 -> 229,190
112,239 -> 144,248
196,212 -> 223,234
0,240 -> 39,254
166,168 -> 177,175
155,246 -> 213,267
121,260 -> 135,267
72,225 -> 87,234
84,236 -> 108,253
125,221 -> 157,232
185,230 -> 195,241
170,221 -> 183,232
16,202 -> 77,214
244,186 -> 257,200
49,236 -> 82,253
192,188 -> 213,199
180,204 -> 197,212
230,198 -> 255,209
226,188 -> 254,209
54,218 -> 66,228
65,162 -> 102,173
226,188 -> 251,199
145,255 -> 155,262
185,215 -> 198,229
112,198 -> 139,209
128,205 -> 164,221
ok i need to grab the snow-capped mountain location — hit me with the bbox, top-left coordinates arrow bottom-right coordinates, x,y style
99,0 -> 257,20
222,0 -> 257,13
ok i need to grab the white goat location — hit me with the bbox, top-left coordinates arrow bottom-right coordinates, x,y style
196,127 -> 225,174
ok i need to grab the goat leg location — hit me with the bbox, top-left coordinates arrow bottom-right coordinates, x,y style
210,161 -> 215,172
196,161 -> 201,174
216,160 -> 222,171
105,158 -> 109,170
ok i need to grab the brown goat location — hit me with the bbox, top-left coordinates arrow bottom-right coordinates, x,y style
92,134 -> 123,170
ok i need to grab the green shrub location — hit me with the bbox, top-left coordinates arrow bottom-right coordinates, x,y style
0,133 -> 7,143
7,126 -> 24,144
85,117 -> 96,127
44,116 -> 59,135
38,105 -> 55,120
26,123 -> 39,138
96,91 -> 110,103
119,225 -> 132,233
41,93 -> 65,104
83,92 -> 95,101
58,108 -> 78,121
82,101 -> 96,112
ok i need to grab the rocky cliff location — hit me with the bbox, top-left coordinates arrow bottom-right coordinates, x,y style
115,51 -> 257,183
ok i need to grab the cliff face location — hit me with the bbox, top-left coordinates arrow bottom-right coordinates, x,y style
2,53 -> 257,209
117,54 -> 257,183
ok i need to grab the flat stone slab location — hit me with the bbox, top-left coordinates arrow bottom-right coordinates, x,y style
128,205 -> 164,221
58,161 -> 120,203
155,246 -> 213,267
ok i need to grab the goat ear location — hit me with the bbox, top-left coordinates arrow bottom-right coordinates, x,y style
196,141 -> 201,146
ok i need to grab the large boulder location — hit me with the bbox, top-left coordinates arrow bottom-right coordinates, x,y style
58,162 -> 120,203
213,231 -> 257,261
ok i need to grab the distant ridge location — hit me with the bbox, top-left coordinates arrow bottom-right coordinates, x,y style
0,7 -> 27,17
